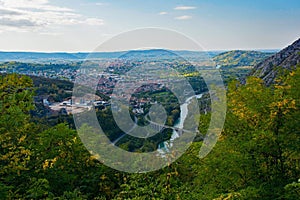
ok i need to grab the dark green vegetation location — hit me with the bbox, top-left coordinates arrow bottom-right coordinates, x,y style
0,61 -> 79,74
31,75 -> 74,101
1,61 -> 300,199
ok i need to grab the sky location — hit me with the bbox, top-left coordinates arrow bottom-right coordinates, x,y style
0,0 -> 300,52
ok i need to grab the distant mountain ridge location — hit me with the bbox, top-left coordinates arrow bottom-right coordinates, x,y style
0,49 -> 222,62
251,38 -> 300,85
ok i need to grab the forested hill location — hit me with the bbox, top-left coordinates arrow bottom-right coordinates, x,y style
213,50 -> 274,67
251,38 -> 300,85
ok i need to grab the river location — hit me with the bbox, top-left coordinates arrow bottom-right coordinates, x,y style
112,94 -> 203,152
157,94 -> 203,155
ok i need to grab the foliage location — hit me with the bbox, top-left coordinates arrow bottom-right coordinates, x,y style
0,68 -> 300,199
283,180 -> 300,199
0,74 -> 35,189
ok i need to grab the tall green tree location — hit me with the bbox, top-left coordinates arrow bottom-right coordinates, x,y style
0,74 -> 36,197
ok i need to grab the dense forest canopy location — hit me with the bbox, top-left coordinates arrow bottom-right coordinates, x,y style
0,64 -> 299,199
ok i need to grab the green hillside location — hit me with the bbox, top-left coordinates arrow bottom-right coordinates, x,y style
212,50 -> 275,82
213,50 -> 274,67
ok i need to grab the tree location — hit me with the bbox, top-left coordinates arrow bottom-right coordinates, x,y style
222,67 -> 300,198
0,74 -> 36,195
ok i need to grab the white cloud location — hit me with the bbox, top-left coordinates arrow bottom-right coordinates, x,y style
158,11 -> 168,15
175,15 -> 192,20
0,0 -> 73,12
39,31 -> 62,36
174,6 -> 197,10
80,2 -> 109,6
83,18 -> 104,26
95,2 -> 106,6
0,0 -> 104,33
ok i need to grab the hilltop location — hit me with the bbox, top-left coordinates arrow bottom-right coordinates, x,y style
213,50 -> 274,67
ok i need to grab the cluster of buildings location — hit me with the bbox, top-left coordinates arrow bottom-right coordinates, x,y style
46,96 -> 111,115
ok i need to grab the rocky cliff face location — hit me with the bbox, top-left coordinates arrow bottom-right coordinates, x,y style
251,38 -> 300,85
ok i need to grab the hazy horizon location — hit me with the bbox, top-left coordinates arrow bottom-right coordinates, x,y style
0,48 -> 281,53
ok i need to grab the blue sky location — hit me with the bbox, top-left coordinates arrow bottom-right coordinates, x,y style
0,0 -> 299,52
